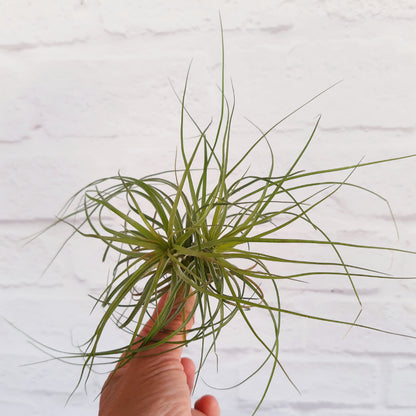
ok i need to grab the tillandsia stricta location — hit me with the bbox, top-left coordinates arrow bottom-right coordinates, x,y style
37,24 -> 416,414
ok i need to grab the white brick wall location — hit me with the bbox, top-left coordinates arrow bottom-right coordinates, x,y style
1,2 -> 415,415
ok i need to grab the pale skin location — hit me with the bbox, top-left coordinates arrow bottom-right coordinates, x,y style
99,294 -> 221,416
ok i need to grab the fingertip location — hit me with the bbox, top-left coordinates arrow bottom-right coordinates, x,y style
181,357 -> 196,391
195,395 -> 220,416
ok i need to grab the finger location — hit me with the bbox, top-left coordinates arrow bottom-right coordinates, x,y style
121,290 -> 196,363
191,409 -> 209,416
181,357 -> 196,392
161,290 -> 196,333
138,293 -> 169,338
140,290 -> 196,340
195,395 -> 221,416
117,293 -> 172,363
116,291 -> 196,369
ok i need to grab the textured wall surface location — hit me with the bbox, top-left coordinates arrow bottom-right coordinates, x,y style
1,1 -> 416,415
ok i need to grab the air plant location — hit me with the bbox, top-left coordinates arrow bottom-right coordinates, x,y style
40,25 -> 415,415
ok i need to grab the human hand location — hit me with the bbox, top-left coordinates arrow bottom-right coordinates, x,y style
99,293 -> 220,416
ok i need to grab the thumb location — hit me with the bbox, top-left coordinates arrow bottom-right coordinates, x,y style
139,289 -> 196,344
162,290 -> 196,334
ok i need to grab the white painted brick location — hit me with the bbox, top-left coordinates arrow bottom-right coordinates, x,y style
0,225 -> 67,288
250,408 -> 298,416
17,56 -> 180,139
14,391 -> 100,416
387,360 -> 416,408
0,59 -> 42,143
307,409 -> 416,416
236,38 -> 416,129
0,400 -> 36,416
98,0 -> 294,34
0,0 -> 99,47
236,356 -> 379,406
323,0 -> 416,21
191,301 -> 307,354
0,140 -> 178,220
301,299 -> 416,355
